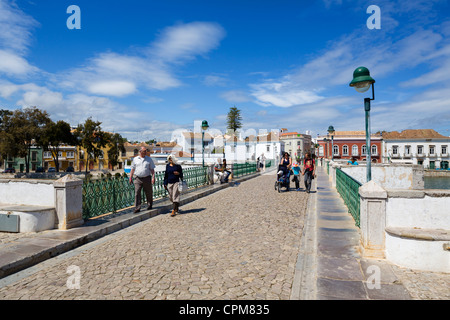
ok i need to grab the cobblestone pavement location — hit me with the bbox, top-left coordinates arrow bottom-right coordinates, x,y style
0,173 -> 309,300
391,266 -> 450,300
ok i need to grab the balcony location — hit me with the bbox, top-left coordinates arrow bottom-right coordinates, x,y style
403,153 -> 412,158
391,153 -> 401,158
441,153 -> 449,158
416,153 -> 425,158
428,153 -> 437,158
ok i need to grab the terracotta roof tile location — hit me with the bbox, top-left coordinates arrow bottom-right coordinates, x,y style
383,129 -> 447,139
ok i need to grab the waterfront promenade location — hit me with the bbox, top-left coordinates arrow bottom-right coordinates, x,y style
0,168 -> 448,300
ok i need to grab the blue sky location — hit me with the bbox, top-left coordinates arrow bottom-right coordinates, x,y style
0,0 -> 449,141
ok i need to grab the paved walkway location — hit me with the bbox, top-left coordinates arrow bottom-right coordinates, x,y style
0,171 -> 308,300
292,166 -> 449,300
0,167 -> 448,300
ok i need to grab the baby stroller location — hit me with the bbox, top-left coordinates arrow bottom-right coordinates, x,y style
274,165 -> 291,192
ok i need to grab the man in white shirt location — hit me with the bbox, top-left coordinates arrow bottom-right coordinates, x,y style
129,147 -> 156,213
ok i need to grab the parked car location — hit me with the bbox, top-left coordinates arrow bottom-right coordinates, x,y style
3,168 -> 15,173
65,166 -> 74,172
48,167 -> 56,172
36,167 -> 45,172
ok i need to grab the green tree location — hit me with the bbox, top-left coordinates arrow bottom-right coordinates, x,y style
226,106 -> 243,135
107,133 -> 126,171
74,117 -> 108,173
0,107 -> 51,173
38,120 -> 76,172
0,109 -> 14,164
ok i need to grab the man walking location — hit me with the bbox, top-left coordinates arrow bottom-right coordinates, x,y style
129,147 -> 156,213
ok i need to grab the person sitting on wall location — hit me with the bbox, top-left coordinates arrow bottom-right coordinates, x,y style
347,157 -> 359,165
215,158 -> 232,183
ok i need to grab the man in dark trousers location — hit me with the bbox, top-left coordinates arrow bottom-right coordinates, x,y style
129,147 -> 156,213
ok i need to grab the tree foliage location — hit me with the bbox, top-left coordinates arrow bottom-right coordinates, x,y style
107,133 -> 126,170
74,117 -> 109,173
0,107 -> 51,172
226,106 -> 243,134
38,120 -> 77,172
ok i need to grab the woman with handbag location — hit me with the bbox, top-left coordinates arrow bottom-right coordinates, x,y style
163,155 -> 184,217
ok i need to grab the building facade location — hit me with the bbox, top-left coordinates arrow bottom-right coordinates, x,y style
3,146 -> 44,172
279,131 -> 311,160
382,129 -> 450,169
317,131 -> 383,163
43,145 -> 77,171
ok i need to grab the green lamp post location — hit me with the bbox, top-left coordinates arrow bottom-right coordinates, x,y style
327,125 -> 335,160
201,120 -> 209,167
350,66 -> 375,182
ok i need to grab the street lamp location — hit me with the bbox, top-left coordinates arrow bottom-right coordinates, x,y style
327,125 -> 335,160
201,120 -> 209,167
350,66 -> 375,182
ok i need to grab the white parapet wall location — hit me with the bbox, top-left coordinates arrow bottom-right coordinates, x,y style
384,190 -> 450,272
386,190 -> 450,229
0,176 -> 84,233
340,163 -> 424,190
0,179 -> 55,206
359,179 -> 450,273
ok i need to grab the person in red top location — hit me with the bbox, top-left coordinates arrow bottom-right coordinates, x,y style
302,152 -> 316,193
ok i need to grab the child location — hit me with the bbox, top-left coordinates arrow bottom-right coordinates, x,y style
292,158 -> 301,191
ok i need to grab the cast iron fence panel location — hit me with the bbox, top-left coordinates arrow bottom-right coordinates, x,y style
232,162 -> 257,178
335,167 -> 362,227
82,166 -> 208,219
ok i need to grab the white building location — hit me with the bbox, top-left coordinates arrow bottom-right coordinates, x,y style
171,130 -> 214,156
382,129 -> 450,169
279,131 -> 311,160
224,132 -> 284,164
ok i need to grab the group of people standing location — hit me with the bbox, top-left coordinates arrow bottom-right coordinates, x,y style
278,152 -> 316,193
129,147 -> 184,217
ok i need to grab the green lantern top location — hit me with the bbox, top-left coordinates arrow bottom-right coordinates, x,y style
349,67 -> 375,93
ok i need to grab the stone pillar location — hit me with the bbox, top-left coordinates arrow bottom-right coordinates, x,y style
53,175 -> 84,230
207,164 -> 215,185
330,161 -> 340,187
359,180 -> 387,258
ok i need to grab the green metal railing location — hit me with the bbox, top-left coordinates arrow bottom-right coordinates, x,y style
232,162 -> 257,178
82,166 -> 208,219
335,168 -> 362,227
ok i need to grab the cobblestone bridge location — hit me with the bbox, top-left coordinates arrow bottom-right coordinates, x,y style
0,172 -> 308,300
0,169 -> 448,301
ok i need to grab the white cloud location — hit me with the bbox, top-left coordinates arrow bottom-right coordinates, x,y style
0,1 -> 39,77
0,50 -> 38,76
250,81 -> 324,108
55,22 -> 225,97
0,0 -> 38,54
203,75 -> 228,87
18,89 -> 64,110
88,81 -> 137,97
220,90 -> 251,103
151,22 -> 226,63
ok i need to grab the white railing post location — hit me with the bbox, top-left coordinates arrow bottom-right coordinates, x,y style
359,180 -> 387,258
54,175 -> 84,230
